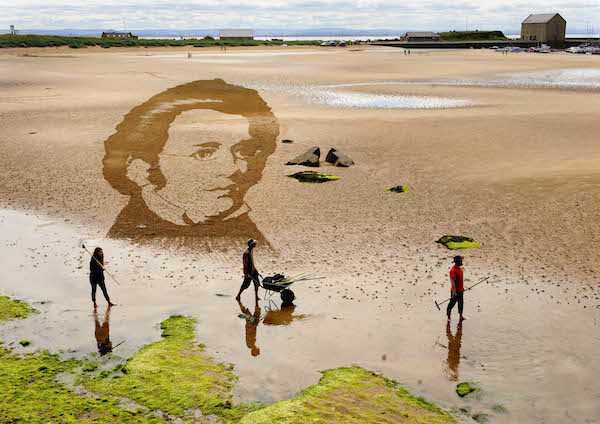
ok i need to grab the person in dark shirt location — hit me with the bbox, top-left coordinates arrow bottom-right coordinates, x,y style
236,239 -> 260,301
447,255 -> 465,322
90,247 -> 115,308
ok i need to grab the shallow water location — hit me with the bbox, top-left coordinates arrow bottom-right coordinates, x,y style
313,89 -> 473,109
325,68 -> 600,91
1,208 -> 599,423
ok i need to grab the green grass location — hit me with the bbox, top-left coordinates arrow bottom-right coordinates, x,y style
0,34 -> 323,49
240,366 -> 456,424
439,31 -> 508,42
0,295 -> 37,323
82,315 -> 260,422
288,171 -> 340,183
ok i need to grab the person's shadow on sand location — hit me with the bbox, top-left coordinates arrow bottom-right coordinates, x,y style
94,306 -> 112,356
445,321 -> 463,381
237,299 -> 261,357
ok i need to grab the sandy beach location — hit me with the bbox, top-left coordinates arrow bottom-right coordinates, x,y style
1,45 -> 600,423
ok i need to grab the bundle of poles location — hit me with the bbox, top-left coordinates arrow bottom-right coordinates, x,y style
273,272 -> 323,286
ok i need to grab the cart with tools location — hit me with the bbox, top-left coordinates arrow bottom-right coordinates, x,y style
259,273 -> 320,303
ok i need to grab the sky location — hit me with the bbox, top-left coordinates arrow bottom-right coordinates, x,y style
2,0 -> 599,33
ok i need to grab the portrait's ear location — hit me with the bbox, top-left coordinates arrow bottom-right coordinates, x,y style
126,159 -> 152,188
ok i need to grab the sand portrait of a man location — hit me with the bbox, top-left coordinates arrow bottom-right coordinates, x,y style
102,79 -> 279,246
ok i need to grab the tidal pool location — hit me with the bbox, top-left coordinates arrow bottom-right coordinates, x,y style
313,89 -> 472,109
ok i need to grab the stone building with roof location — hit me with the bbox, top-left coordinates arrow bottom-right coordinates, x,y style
101,31 -> 138,39
521,13 -> 566,48
404,32 -> 441,42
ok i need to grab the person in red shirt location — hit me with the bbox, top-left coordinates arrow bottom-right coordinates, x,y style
447,255 -> 466,322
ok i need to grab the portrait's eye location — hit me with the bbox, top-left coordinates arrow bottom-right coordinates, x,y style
233,144 -> 260,160
190,144 -> 219,161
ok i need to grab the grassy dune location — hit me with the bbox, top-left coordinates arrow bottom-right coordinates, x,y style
0,34 -> 322,49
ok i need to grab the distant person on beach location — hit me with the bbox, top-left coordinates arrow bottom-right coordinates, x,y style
90,247 -> 115,308
447,255 -> 465,322
236,239 -> 261,301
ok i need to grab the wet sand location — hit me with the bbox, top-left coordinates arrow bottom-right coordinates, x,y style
1,46 -> 600,423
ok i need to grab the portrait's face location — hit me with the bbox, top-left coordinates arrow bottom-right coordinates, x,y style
129,110 -> 253,225
103,79 -> 279,242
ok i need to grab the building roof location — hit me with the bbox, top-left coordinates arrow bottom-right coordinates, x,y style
103,31 -> 133,35
522,13 -> 564,24
405,32 -> 440,38
219,29 -> 255,38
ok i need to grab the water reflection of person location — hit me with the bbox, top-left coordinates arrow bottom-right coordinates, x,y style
237,299 -> 261,357
102,79 -> 279,246
94,306 -> 113,356
445,321 -> 463,381
263,303 -> 306,326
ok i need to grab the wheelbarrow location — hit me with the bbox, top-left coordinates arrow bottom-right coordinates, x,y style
260,274 -> 296,304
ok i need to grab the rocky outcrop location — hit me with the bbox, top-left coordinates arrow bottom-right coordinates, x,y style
325,148 -> 354,167
286,146 -> 320,167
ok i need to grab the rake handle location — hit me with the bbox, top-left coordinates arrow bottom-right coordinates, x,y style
83,245 -> 121,286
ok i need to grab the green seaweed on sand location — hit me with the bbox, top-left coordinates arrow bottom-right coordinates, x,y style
456,381 -> 480,398
387,185 -> 411,193
82,315 -> 260,422
288,171 -> 340,183
19,340 -> 32,347
0,295 -> 37,323
0,347 -> 159,423
0,296 -> 158,423
472,413 -> 490,423
240,366 -> 457,424
436,235 -> 481,250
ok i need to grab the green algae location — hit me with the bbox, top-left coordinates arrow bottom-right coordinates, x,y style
19,339 -> 32,347
0,295 -> 37,323
82,315 -> 259,422
240,366 -> 456,424
472,413 -> 490,423
387,185 -> 411,193
491,403 -> 507,414
0,297 -> 463,424
0,346 -> 159,424
288,171 -> 340,183
436,235 -> 481,250
456,382 -> 479,398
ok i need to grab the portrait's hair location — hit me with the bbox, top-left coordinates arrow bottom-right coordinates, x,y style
102,79 -> 279,246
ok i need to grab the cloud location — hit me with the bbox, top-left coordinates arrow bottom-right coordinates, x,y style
1,0 -> 598,32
